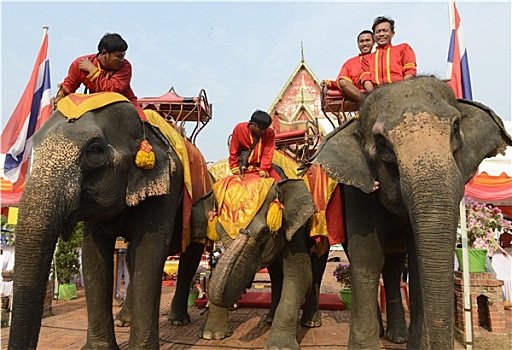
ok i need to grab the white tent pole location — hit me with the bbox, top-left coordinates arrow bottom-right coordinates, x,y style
459,197 -> 473,349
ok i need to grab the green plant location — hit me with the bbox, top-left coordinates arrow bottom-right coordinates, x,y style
459,195 -> 512,256
54,222 -> 83,284
1,214 -> 16,247
333,263 -> 351,289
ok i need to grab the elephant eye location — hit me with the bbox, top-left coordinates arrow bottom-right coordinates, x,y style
375,136 -> 396,163
83,140 -> 108,171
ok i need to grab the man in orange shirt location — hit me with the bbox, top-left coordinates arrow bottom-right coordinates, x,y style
51,33 -> 145,118
361,16 -> 417,93
229,110 -> 277,179
322,30 -> 374,107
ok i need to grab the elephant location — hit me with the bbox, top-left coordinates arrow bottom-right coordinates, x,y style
307,76 -> 512,349
8,96 -> 194,349
190,174 -> 317,350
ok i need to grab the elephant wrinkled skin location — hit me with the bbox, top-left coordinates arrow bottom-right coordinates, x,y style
9,99 -> 186,350
309,76 -> 512,349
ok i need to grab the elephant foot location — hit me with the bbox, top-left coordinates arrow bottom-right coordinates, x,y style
300,311 -> 322,328
82,341 -> 119,350
114,307 -> 131,327
167,308 -> 191,326
265,331 -> 299,350
385,321 -> 407,344
199,324 -> 232,340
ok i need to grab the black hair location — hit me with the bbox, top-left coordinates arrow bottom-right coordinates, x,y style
372,16 -> 395,33
357,30 -> 374,42
250,110 -> 272,129
98,33 -> 128,53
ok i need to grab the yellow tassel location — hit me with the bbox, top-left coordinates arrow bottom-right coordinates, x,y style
267,199 -> 284,235
135,139 -> 156,169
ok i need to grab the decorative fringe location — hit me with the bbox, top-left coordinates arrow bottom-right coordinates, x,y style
135,139 -> 156,169
267,199 -> 284,235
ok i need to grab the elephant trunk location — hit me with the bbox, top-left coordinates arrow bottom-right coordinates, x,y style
406,176 -> 463,348
9,138 -> 81,349
208,230 -> 261,308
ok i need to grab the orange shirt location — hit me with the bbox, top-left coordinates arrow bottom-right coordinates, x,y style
360,43 -> 417,86
229,122 -> 275,174
336,53 -> 367,92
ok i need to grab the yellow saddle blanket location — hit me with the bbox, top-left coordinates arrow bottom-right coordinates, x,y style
212,174 -> 275,239
57,92 -> 129,119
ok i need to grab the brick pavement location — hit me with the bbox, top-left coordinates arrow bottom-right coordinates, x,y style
1,251 -> 509,349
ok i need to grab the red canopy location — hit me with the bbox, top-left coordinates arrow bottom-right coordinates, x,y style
1,178 -> 24,206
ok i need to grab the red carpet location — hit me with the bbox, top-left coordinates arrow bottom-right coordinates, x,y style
194,292 -> 346,310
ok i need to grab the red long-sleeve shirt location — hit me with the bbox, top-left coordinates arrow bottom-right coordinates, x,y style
229,122 -> 275,174
360,43 -> 417,86
59,53 -> 139,106
336,53 -> 367,92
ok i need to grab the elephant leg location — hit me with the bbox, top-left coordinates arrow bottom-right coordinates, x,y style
405,238 -> 423,350
168,241 -> 204,325
382,252 -> 407,344
301,244 -> 328,327
266,259 -> 283,324
199,302 -> 232,340
265,230 -> 312,350
348,233 -> 384,349
81,230 -> 119,350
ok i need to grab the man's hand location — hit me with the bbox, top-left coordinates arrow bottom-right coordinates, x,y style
50,95 -> 63,110
371,181 -> 380,192
259,170 -> 269,178
78,58 -> 96,73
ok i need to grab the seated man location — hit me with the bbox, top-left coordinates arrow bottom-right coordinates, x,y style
51,32 -> 145,119
229,110 -> 279,180
361,16 -> 417,93
322,30 -> 374,107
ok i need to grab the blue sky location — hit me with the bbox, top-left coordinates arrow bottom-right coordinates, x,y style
2,0 -> 511,162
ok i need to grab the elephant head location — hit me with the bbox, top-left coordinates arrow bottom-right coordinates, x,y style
309,76 -> 512,348
9,98 -> 182,349
192,178 -> 316,308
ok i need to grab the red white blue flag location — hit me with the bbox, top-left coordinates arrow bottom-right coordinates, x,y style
1,28 -> 52,190
446,0 -> 472,99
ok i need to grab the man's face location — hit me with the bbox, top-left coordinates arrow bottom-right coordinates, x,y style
103,51 -> 126,70
358,33 -> 374,54
373,22 -> 394,47
249,122 -> 266,137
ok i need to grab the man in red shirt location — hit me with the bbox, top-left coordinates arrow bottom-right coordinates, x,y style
51,33 -> 144,118
361,16 -> 417,93
229,110 -> 276,178
322,30 -> 375,107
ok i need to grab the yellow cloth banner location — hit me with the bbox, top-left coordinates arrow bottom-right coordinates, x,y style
144,110 -> 192,199
212,174 -> 274,239
57,92 -> 129,120
7,207 -> 18,225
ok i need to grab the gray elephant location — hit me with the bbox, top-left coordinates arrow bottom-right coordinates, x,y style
307,76 -> 512,349
190,175 -> 317,350
9,96 -> 192,349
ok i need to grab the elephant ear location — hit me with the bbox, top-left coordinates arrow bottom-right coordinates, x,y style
126,124 -> 174,206
458,99 -> 512,183
277,179 -> 316,241
309,119 -> 376,193
190,190 -> 216,240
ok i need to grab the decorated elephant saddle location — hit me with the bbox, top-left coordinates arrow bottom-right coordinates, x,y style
56,92 -> 129,120
212,174 -> 275,239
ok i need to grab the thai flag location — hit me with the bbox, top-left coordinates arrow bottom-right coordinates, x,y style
1,29 -> 52,191
446,0 -> 472,99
